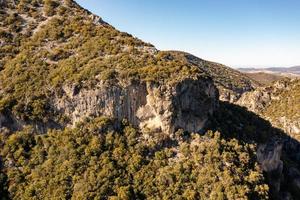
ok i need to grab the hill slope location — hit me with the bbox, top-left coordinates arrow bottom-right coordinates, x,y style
0,0 -> 257,133
0,1 -> 300,199
0,0 -> 218,133
244,72 -> 284,86
183,52 -> 259,101
0,117 -> 270,199
237,78 -> 300,140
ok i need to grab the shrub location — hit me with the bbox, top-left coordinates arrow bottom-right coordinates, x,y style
44,0 -> 59,16
0,118 -> 268,199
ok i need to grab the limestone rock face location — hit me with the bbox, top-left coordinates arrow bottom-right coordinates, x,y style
257,142 -> 283,173
236,89 -> 272,113
53,77 -> 218,134
236,79 -> 290,113
257,141 -> 283,198
236,79 -> 300,140
256,140 -> 300,199
0,77 -> 218,134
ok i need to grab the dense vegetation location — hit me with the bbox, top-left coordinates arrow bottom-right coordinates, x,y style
1,1 -> 299,199
0,117 -> 269,199
0,0 -> 258,125
0,0 -> 206,124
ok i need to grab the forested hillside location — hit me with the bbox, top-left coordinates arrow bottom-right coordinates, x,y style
0,0 -> 300,200
0,0 -> 258,130
0,117 -> 269,199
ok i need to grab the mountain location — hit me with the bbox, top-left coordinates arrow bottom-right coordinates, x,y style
0,0 -> 300,199
0,0 -> 220,134
0,0 -> 257,133
239,66 -> 300,77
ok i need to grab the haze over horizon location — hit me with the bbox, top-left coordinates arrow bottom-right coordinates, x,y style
76,0 -> 300,68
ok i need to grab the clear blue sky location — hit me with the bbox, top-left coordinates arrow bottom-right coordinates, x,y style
76,0 -> 300,68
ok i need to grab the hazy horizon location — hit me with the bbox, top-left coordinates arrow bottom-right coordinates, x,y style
76,0 -> 300,68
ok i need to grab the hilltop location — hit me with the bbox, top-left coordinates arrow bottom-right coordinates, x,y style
0,0 -> 209,131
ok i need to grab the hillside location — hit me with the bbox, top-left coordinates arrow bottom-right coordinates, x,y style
0,0 -> 300,200
0,0 -> 258,133
244,72 -> 284,86
237,79 -> 300,140
262,79 -> 300,140
183,52 -> 259,102
0,117 -> 271,199
0,0 -> 214,133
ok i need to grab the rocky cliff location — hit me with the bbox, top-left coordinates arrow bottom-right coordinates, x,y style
53,77 -> 218,134
0,0 -> 223,134
257,140 -> 300,200
237,78 -> 300,141
257,141 -> 283,199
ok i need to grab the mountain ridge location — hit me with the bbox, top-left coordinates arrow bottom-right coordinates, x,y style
239,66 -> 300,77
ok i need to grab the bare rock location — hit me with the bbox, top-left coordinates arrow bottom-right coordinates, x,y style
53,77 -> 218,134
257,141 -> 283,198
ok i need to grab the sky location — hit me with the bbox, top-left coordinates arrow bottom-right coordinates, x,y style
76,0 -> 300,68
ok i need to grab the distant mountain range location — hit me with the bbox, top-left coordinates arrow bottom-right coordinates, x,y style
238,66 -> 300,76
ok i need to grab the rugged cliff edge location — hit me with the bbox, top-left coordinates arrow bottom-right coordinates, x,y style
0,0 -> 221,134
53,77 -> 218,134
237,78 -> 300,141
0,77 -> 218,134
235,78 -> 300,199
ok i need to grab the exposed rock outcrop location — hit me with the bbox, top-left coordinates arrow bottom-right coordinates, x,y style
256,134 -> 300,199
257,141 -> 283,198
236,79 -> 291,113
53,77 -> 218,134
236,88 -> 272,113
287,167 -> 300,199
237,79 -> 300,140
